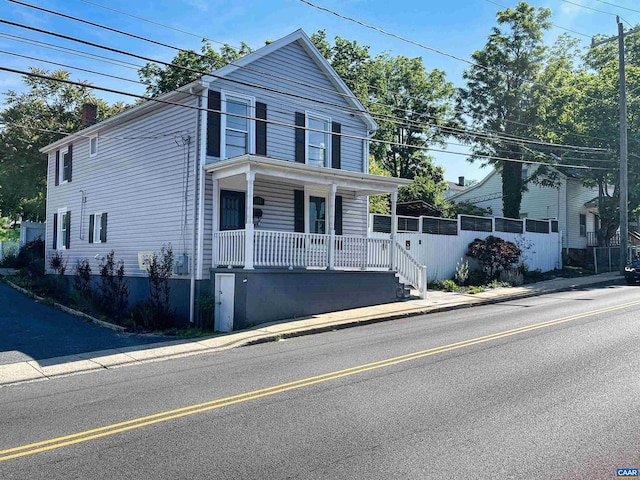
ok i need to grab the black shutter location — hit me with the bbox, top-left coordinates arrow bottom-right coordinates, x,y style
88,214 -> 95,244
294,112 -> 305,163
207,90 -> 221,157
55,151 -> 60,186
294,189 -> 305,232
100,213 -> 107,243
65,211 -> 71,248
331,122 -> 341,169
67,144 -> 73,182
255,102 -> 267,156
52,213 -> 58,249
335,195 -> 343,235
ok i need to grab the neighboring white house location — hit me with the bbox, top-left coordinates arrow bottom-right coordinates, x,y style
448,165 -> 600,250
41,29 -> 417,330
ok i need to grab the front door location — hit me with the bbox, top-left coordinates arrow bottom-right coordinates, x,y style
214,273 -> 234,332
220,190 -> 246,230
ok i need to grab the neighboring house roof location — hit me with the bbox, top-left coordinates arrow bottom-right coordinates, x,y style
447,168 -> 502,203
446,181 -> 467,193
396,200 -> 441,217
41,29 -> 377,154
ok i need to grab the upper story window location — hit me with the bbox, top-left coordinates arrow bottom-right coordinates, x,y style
55,145 -> 73,185
306,113 -> 331,168
90,136 -> 98,157
221,92 -> 255,160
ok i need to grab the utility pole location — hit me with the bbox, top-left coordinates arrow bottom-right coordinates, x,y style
592,17 -> 640,273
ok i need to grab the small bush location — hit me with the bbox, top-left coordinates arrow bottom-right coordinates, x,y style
198,294 -> 216,330
466,236 -> 521,280
97,251 -> 129,318
468,285 -> 484,294
73,258 -> 92,297
48,251 -> 68,275
144,245 -> 175,329
454,258 -> 469,286
466,268 -> 488,286
440,279 -> 458,292
1,238 -> 44,269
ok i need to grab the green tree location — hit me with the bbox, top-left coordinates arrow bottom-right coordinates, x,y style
458,2 -> 552,219
139,40 -> 253,97
0,69 -> 127,221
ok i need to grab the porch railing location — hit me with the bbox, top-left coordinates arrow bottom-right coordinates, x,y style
214,230 -> 395,270
213,230 -> 426,297
394,240 -> 427,298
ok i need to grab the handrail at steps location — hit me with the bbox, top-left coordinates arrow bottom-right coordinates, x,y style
393,240 -> 427,298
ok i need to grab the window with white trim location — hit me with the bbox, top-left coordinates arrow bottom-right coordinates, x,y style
305,188 -> 328,234
89,212 -> 107,243
89,136 -> 98,157
306,112 -> 331,168
57,207 -> 70,250
221,91 -> 255,159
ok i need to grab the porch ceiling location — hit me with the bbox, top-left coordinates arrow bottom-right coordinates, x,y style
203,155 -> 411,196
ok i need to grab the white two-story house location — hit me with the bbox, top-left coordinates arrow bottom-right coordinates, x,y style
42,30 -> 418,330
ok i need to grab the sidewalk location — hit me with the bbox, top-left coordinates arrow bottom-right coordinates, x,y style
0,271 -> 623,386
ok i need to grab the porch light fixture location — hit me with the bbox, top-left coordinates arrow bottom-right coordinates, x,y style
253,208 -> 263,227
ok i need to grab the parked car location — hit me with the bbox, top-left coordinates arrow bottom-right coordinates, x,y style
624,259 -> 640,284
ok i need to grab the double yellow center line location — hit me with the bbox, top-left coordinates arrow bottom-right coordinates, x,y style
2,299 -> 638,462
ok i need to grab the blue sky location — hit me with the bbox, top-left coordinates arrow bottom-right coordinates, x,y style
1,0 -> 638,182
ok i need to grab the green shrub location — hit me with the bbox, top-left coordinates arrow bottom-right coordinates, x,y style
72,258 -> 92,297
97,251 -> 129,318
48,250 -> 68,275
441,279 -> 458,292
468,285 -> 484,294
466,268 -> 487,286
198,294 -> 216,330
454,258 -> 469,286
466,236 -> 521,280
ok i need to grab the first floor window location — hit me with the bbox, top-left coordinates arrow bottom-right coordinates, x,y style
54,208 -> 71,250
308,195 -> 326,234
89,212 -> 107,243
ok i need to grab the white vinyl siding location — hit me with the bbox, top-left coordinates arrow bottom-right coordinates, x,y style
207,40 -> 367,172
45,94 -> 200,276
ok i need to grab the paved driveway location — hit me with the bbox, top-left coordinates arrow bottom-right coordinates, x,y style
0,281 -> 173,366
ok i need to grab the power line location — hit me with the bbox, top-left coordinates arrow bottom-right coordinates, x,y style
12,0 -> 621,150
0,65 -> 608,170
298,0 -> 618,106
1,18 -> 612,156
595,0 -> 640,15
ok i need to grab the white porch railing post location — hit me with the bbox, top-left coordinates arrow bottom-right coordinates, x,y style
328,184 -> 337,270
390,191 -> 398,270
211,177 -> 220,267
244,171 -> 255,270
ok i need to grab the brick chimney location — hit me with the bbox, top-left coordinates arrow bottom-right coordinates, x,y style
82,103 -> 98,127
458,176 -> 465,187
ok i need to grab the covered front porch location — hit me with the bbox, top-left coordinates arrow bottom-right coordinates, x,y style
204,155 -> 425,294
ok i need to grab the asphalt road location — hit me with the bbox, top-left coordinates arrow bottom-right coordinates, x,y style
1,283 -> 639,479
0,281 -> 174,365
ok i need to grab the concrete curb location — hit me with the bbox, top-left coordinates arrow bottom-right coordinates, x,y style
0,273 -> 624,387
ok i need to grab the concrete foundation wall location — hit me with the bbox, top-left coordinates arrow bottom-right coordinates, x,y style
210,269 -> 401,330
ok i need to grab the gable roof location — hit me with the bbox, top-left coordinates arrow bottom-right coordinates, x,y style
204,29 -> 377,132
42,29 -> 376,153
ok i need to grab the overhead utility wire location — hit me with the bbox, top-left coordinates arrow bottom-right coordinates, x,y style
1,18 -> 609,155
29,0 -> 619,147
595,0 -> 640,15
0,66 -> 607,170
298,0 -> 619,106
1,40 -> 609,156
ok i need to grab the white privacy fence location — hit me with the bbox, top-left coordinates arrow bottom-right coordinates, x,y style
370,214 -> 562,282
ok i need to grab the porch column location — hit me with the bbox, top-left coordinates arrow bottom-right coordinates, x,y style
328,184 -> 337,270
211,177 -> 220,267
244,171 -> 255,270
390,191 -> 398,270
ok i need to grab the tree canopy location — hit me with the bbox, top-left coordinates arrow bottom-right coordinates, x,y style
0,69 -> 127,221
